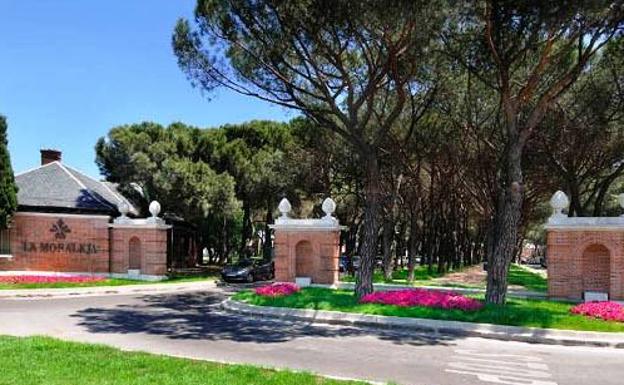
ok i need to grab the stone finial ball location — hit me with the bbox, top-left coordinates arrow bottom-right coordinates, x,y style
149,201 -> 161,217
322,197 -> 336,216
550,190 -> 569,211
278,198 -> 292,215
118,202 -> 130,216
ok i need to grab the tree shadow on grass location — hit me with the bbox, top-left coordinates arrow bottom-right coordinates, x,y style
71,291 -> 462,347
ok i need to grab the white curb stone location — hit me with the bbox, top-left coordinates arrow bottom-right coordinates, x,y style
222,299 -> 624,348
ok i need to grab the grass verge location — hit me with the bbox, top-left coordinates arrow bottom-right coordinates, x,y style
0,335 -> 365,385
340,264 -> 547,293
0,275 -> 217,290
233,287 -> 624,333
507,264 -> 547,292
340,266 -> 456,284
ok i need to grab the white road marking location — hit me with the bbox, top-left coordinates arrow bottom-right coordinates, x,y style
445,349 -> 558,385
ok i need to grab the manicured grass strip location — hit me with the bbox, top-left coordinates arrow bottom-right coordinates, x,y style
508,264 -> 547,293
0,275 -> 217,290
341,264 -> 547,293
0,336 -> 365,385
341,266 -> 453,284
234,287 -> 624,333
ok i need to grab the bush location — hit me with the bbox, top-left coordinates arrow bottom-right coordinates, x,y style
360,289 -> 483,311
255,282 -> 300,297
570,301 -> 624,322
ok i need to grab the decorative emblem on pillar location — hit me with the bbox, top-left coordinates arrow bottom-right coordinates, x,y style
50,219 -> 71,239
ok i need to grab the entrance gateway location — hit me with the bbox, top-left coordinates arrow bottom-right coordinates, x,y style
270,197 -> 343,286
545,191 -> 624,301
0,150 -> 184,280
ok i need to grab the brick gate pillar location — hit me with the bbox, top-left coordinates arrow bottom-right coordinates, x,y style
109,201 -> 171,281
545,191 -> 624,301
270,198 -> 343,285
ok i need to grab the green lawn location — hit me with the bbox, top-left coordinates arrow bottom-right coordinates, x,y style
507,264 -> 548,292
234,287 -> 624,333
340,264 -> 548,293
0,336 -> 365,385
340,265 -> 446,284
0,275 -> 218,290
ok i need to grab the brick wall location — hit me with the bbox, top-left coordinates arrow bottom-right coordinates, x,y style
274,230 -> 340,284
0,212 -> 111,273
0,212 -> 170,278
547,230 -> 624,300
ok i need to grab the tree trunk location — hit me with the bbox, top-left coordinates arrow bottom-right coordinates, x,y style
381,173 -> 403,281
240,199 -> 253,257
567,179 -> 584,217
381,217 -> 394,281
407,211 -> 419,283
355,154 -> 382,299
485,141 -> 524,305
222,217 -> 230,264
262,203 -> 274,261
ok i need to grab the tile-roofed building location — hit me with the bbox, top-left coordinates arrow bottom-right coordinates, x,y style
15,150 -> 138,216
0,149 -> 171,280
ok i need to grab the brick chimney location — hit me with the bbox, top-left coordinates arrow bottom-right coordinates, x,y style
41,149 -> 62,165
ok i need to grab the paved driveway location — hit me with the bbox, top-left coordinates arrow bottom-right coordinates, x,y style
0,288 -> 623,385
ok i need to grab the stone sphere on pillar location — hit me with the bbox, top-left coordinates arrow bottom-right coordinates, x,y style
149,201 -> 161,218
118,201 -> 130,217
322,197 -> 336,217
549,190 -> 569,216
278,198 -> 292,217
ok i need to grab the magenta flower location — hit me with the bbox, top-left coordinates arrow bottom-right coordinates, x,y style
255,282 -> 300,297
360,289 -> 483,311
0,275 -> 106,285
570,301 -> 624,322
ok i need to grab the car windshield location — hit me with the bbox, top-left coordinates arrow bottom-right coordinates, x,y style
234,260 -> 254,268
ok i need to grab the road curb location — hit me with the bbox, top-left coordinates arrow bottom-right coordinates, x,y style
222,298 -> 624,349
0,281 -> 218,299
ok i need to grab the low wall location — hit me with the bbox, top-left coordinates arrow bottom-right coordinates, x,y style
0,211 -> 171,279
0,212 -> 111,273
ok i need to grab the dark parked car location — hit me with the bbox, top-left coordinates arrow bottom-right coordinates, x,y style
221,259 -> 274,283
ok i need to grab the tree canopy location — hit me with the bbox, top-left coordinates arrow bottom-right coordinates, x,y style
92,1 -> 624,304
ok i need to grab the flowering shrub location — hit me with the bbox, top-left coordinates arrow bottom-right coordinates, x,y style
360,289 -> 483,311
570,301 -> 624,322
0,275 -> 106,285
255,282 -> 300,297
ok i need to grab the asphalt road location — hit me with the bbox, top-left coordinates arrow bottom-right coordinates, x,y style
0,288 -> 623,385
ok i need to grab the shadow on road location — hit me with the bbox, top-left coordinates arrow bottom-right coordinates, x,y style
72,291 -> 462,347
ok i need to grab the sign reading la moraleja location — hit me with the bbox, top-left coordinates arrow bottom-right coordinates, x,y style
21,219 -> 99,255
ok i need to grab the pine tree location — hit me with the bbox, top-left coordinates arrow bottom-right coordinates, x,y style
0,115 -> 18,229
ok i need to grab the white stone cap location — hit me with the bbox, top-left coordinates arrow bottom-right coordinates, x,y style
270,197 -> 345,231
269,218 -> 345,231
109,219 -> 171,230
546,190 -> 624,230
545,216 -> 624,230
112,200 -> 170,228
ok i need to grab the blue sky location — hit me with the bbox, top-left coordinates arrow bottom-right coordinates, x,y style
1,0 -> 292,177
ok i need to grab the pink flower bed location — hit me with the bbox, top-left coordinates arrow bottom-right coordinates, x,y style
570,301 -> 624,322
255,282 -> 300,297
0,275 -> 106,285
360,289 -> 483,311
